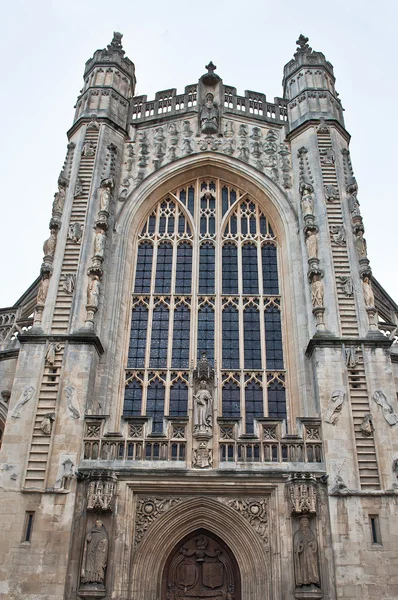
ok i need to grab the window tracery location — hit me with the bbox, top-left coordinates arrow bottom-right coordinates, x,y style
124,179 -> 286,435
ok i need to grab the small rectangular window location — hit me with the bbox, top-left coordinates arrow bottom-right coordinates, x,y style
369,515 -> 382,545
22,511 -> 35,543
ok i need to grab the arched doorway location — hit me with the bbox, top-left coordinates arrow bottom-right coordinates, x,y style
162,528 -> 241,599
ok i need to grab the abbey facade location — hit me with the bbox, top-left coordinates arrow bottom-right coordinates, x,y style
0,33 -> 397,600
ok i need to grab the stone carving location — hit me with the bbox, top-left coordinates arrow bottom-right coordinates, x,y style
285,473 -> 317,515
319,147 -> 334,165
372,390 -> 398,426
11,386 -> 35,419
64,385 -> 80,420
40,412 -> 55,434
360,414 -> 373,436
362,276 -> 375,308
182,138 -> 194,155
74,177 -> 84,197
355,229 -> 367,258
293,516 -> 320,589
55,458 -> 74,491
63,273 -> 76,295
99,178 -> 113,214
81,520 -> 109,585
324,390 -> 345,424
87,115 -> 100,130
330,225 -> 346,246
222,138 -> 235,155
305,229 -> 318,260
311,275 -> 324,308
87,275 -> 101,309
193,382 -> 213,434
344,345 -> 357,368
52,177 -> 68,216
43,229 -> 57,258
224,120 -> 234,137
338,276 -> 353,297
93,229 -> 107,261
301,184 -> 314,218
317,117 -> 329,134
87,474 -> 117,511
134,496 -> 182,546
45,342 -> 62,365
224,498 -> 268,542
279,143 -> 292,188
200,92 -> 219,135
68,222 -> 83,243
36,276 -> 50,306
81,141 -> 96,157
193,441 -> 212,468
324,184 -> 338,202
348,185 -> 361,218
183,120 -> 194,137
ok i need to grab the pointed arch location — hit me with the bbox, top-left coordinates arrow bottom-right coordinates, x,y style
130,496 -> 270,600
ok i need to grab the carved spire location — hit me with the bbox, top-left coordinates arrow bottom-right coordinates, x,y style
107,31 -> 125,56
294,34 -> 312,57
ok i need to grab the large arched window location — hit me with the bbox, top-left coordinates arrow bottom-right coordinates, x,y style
124,179 -> 286,434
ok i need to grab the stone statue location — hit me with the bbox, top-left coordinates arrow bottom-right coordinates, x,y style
52,181 -> 67,214
344,346 -> 357,368
81,520 -> 109,585
360,414 -> 373,436
339,276 -> 353,297
74,178 -> 84,197
348,188 -> 361,217
43,229 -> 57,257
324,389 -> 345,424
330,225 -> 346,246
362,277 -> 375,308
193,381 -> 213,433
68,222 -> 83,243
37,276 -> 50,306
40,412 -> 55,434
182,120 -> 193,137
182,138 -> 193,155
87,276 -> 101,308
355,230 -> 367,258
94,230 -> 107,259
224,121 -> 234,137
99,179 -> 113,213
301,185 -> 314,217
200,93 -> 219,135
293,516 -> 320,588
372,390 -> 398,426
311,275 -> 324,308
46,342 -> 62,365
63,273 -> 76,295
305,229 -> 318,260
82,141 -> 96,157
11,386 -> 35,419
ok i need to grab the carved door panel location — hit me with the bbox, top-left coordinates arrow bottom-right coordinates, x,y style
163,530 -> 240,600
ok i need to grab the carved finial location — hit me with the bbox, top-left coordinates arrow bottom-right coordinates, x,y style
205,61 -> 217,74
108,31 -> 125,55
295,34 -> 312,57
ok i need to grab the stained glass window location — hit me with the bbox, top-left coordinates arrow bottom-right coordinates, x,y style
124,180 -> 286,436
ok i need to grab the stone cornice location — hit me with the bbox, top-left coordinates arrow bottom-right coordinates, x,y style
17,332 -> 104,355
0,348 -> 19,362
305,335 -> 393,357
286,118 -> 351,144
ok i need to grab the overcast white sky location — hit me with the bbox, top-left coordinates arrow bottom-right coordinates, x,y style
1,0 -> 397,308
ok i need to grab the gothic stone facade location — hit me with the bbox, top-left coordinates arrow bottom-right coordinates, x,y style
0,33 -> 398,600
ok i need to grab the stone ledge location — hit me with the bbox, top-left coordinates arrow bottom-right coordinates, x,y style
305,336 -> 392,357
0,348 -> 19,362
17,332 -> 104,355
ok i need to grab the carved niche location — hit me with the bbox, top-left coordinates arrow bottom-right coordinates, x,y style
163,530 -> 240,600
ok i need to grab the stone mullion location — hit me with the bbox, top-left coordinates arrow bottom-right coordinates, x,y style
257,238 -> 267,420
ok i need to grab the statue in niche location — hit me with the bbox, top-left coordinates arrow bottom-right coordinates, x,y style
362,277 -> 375,308
11,386 -> 35,419
99,179 -> 113,213
200,93 -> 219,135
293,516 -> 320,589
81,520 -> 109,585
301,184 -> 314,217
324,389 -> 345,424
305,229 -> 318,260
311,275 -> 324,307
87,275 -> 101,308
43,229 -> 57,257
193,381 -> 213,434
37,276 -> 50,306
52,178 -> 67,215
94,229 -> 107,259
373,390 -> 398,426
355,229 -> 367,258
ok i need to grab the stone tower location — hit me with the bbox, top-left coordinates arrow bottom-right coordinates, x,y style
0,33 -> 397,600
